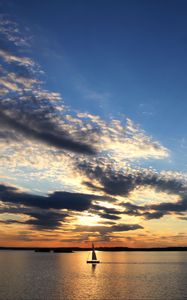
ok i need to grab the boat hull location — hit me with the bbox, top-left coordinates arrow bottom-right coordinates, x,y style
87,260 -> 100,264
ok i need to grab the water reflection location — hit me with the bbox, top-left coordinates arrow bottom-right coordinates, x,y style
0,251 -> 187,300
91,263 -> 97,274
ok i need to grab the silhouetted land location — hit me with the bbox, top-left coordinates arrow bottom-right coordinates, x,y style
0,246 -> 187,252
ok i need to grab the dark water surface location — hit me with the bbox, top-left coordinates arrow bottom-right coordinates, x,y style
0,251 -> 187,299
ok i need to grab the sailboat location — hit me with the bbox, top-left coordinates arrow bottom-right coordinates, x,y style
87,243 -> 100,264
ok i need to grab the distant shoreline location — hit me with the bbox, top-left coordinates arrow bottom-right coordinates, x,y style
0,246 -> 187,252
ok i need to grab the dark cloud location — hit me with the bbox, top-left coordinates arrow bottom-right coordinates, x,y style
91,204 -> 122,220
80,163 -> 185,196
149,197 -> 187,213
7,163 -> 183,224
143,196 -> 187,219
82,165 -> 136,195
0,110 -> 96,155
122,196 -> 187,220
0,184 -> 120,230
122,202 -> 165,220
0,184 -> 17,192
0,29 -> 97,156
122,202 -> 143,217
99,213 -> 121,220
142,211 -> 165,220
0,204 -> 68,230
1,173 -> 187,228
74,223 -> 143,234
0,184 -> 144,230
25,211 -> 68,229
91,204 -> 122,215
111,224 -> 143,231
0,183 -> 114,211
79,162 -> 187,220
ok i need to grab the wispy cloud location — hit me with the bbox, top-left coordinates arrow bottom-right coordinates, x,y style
0,15 -> 31,47
75,79 -> 112,102
0,23 -> 97,155
0,49 -> 35,66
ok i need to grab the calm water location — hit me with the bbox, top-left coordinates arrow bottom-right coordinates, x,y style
0,251 -> 187,300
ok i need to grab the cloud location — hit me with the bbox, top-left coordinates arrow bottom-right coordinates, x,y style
0,208 -> 68,230
0,55 -> 96,156
74,223 -> 143,235
111,224 -> 143,231
0,183 -> 119,230
77,114 -> 169,161
80,162 -> 185,196
0,49 -> 35,66
98,213 -> 121,220
0,19 -> 97,156
0,15 -> 31,47
0,77 -> 20,91
7,72 -> 39,89
122,194 -> 187,220
91,204 -> 123,221
146,196 -> 187,217
75,79 -> 111,102
0,183 -> 114,211
0,110 -> 96,155
25,211 -> 68,229
76,160 -> 187,221
0,16 -> 169,182
1,14 -> 183,241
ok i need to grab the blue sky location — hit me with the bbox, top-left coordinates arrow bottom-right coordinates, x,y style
1,0 -> 187,246
3,0 -> 187,170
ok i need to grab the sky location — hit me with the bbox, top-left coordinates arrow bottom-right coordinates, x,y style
0,0 -> 187,247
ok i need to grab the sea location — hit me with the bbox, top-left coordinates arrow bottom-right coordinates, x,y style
0,251 -> 187,300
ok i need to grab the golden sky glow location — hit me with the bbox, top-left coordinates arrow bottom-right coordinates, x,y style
0,12 -> 187,248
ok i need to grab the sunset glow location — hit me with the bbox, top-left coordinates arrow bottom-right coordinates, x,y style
0,0 -> 187,248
